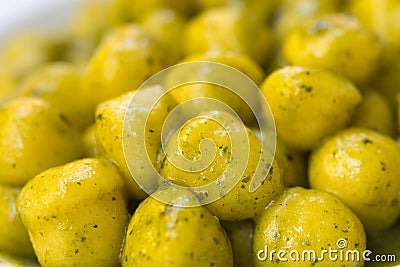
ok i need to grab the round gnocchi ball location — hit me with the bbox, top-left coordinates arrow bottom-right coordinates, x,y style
253,187 -> 366,267
84,24 -> 171,108
20,62 -> 92,129
282,14 -> 382,85
349,0 -> 400,47
17,158 -> 129,267
159,110 -> 283,221
309,127 -> 400,231
261,66 -> 362,151
121,187 -> 233,267
0,98 -> 83,186
182,7 -> 273,65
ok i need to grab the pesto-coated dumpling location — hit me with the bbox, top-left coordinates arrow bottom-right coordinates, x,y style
20,62 -> 92,129
159,110 -> 283,221
95,86 -> 176,200
0,33 -> 64,81
261,66 -> 362,151
121,187 -> 233,267
182,7 -> 273,65
0,184 -> 35,259
0,98 -> 83,186
67,0 -> 133,43
84,24 -> 171,108
65,0 -> 125,66
138,8 -> 186,63
282,14 -> 382,85
349,0 -> 400,47
274,0 -> 345,41
17,158 -> 129,267
253,187 -> 366,267
309,127 -> 400,231
166,53 -> 264,126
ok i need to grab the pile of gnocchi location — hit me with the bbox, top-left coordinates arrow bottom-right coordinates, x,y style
0,0 -> 400,266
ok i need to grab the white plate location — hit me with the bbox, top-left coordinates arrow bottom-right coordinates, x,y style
0,0 -> 80,40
